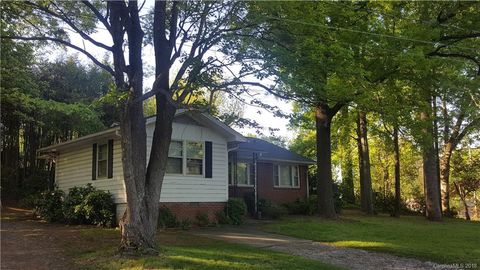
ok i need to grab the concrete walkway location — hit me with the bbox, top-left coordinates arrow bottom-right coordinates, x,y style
191,225 -> 448,270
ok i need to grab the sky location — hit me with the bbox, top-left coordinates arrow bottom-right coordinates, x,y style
54,4 -> 296,144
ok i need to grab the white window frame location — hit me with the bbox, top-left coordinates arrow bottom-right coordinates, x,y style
237,162 -> 253,187
166,140 -> 205,177
166,140 -> 184,175
96,142 -> 109,179
185,140 -> 205,176
273,164 -> 300,188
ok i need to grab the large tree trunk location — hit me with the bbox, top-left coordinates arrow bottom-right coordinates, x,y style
117,1 -> 180,252
432,96 -> 443,214
108,1 -> 159,252
341,150 -> 355,204
356,111 -> 374,215
439,142 -> 454,215
393,125 -> 401,217
420,99 -> 442,221
315,103 -> 337,218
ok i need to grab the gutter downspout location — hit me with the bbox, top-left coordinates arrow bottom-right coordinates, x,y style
253,152 -> 259,218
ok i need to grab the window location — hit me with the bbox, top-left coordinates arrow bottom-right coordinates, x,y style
167,141 -> 183,174
238,162 -> 255,185
97,143 -> 108,178
187,141 -> 204,175
229,162 -> 254,186
273,164 -> 300,188
166,140 -> 204,176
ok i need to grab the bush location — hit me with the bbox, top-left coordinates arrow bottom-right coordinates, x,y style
373,192 -> 396,214
34,190 -> 65,222
179,218 -> 192,230
63,184 -> 96,224
216,210 -> 232,225
226,198 -> 247,225
31,184 -> 115,227
158,207 -> 178,229
284,196 -> 317,215
195,212 -> 210,227
259,199 -> 287,219
80,190 -> 115,227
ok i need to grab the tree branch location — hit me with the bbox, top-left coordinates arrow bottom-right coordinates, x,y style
81,1 -> 112,33
1,35 -> 114,76
427,51 -> 480,75
26,1 -> 113,51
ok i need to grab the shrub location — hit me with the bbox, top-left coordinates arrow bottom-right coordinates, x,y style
80,190 -> 115,227
216,210 -> 232,225
31,185 -> 115,227
373,192 -> 396,214
259,199 -> 287,219
284,196 -> 317,215
226,198 -> 247,225
63,184 -> 96,224
195,212 -> 210,227
179,218 -> 192,230
35,190 -> 65,222
158,207 -> 178,229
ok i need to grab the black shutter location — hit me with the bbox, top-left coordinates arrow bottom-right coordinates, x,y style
205,141 -> 212,178
108,139 -> 114,178
92,143 -> 97,180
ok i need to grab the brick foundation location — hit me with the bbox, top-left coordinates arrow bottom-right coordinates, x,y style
160,202 -> 226,221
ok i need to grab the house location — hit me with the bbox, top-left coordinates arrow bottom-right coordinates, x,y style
38,110 -> 313,222
228,137 -> 314,213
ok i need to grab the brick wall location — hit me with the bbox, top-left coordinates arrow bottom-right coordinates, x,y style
229,162 -> 309,204
160,202 -> 226,221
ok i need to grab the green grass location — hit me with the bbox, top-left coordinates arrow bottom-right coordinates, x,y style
65,228 -> 343,270
264,210 -> 480,265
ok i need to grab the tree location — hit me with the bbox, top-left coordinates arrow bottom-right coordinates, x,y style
356,110 -> 374,214
2,1 -> 252,251
0,33 -> 106,198
451,148 -> 480,220
233,1 -> 377,218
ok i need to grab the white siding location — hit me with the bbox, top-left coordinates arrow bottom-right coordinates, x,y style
54,120 -> 229,206
55,139 -> 126,203
147,121 -> 229,203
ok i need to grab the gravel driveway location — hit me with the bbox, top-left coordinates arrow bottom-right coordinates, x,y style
191,225 -> 448,270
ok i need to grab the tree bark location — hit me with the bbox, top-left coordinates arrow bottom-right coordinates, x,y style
432,96 -> 443,214
420,99 -> 442,221
454,182 -> 470,220
439,142 -> 454,216
107,1 -> 158,252
356,111 -> 374,215
393,125 -> 401,217
342,150 -> 355,204
315,103 -> 337,218
118,1 -> 179,252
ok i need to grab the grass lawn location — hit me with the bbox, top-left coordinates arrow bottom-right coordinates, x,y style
263,210 -> 480,265
66,228 -> 343,270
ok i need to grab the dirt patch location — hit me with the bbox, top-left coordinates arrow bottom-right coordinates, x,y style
1,207 -> 90,270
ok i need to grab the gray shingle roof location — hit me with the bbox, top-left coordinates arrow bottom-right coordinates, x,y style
233,137 -> 315,164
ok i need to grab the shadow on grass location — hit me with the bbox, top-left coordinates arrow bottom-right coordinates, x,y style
69,229 -> 342,270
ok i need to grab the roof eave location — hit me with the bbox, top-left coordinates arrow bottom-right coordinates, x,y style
37,127 -> 120,153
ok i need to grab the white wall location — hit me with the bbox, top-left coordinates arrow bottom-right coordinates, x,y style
146,121 -> 229,203
55,139 -> 126,204
54,119 -> 229,205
